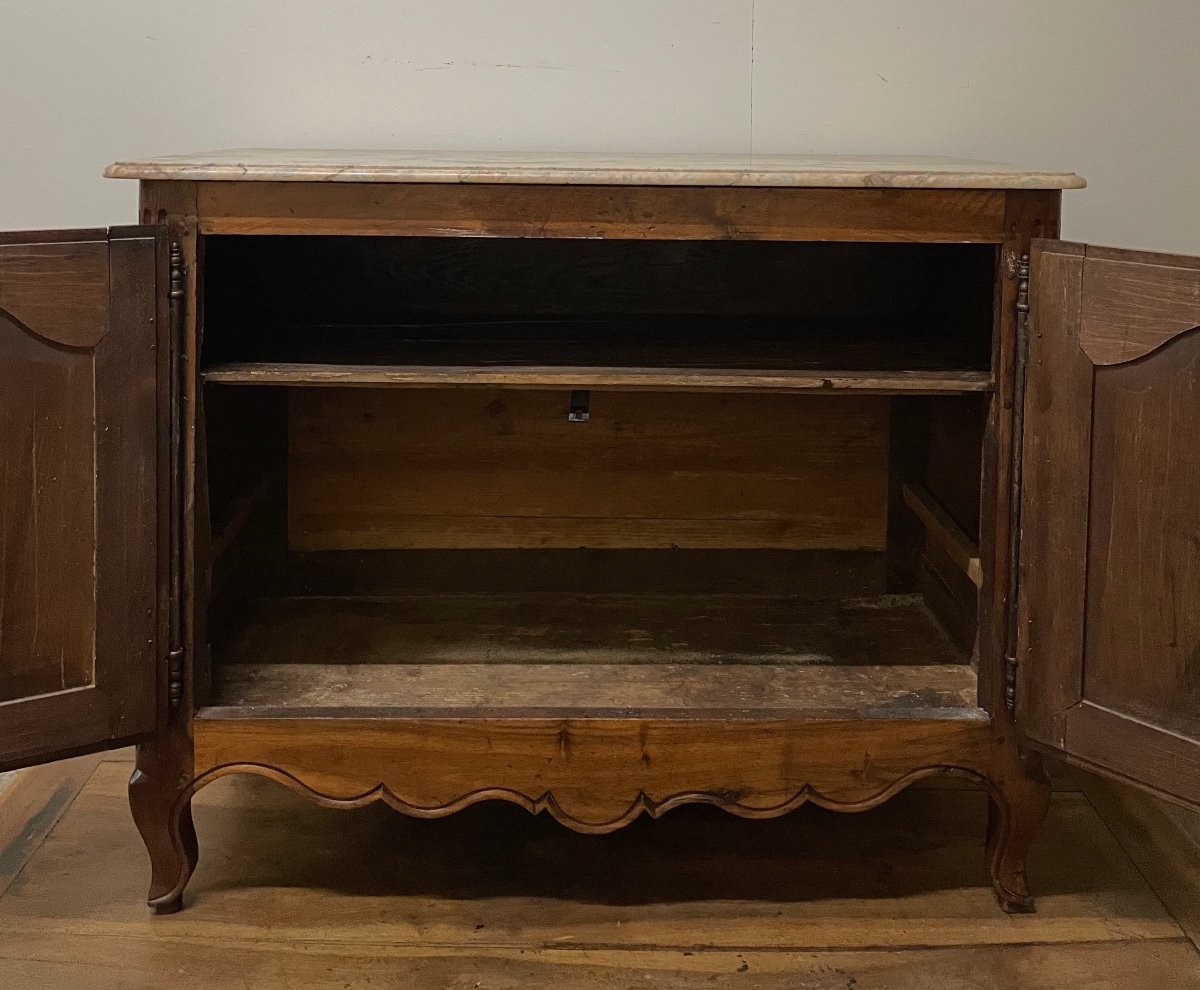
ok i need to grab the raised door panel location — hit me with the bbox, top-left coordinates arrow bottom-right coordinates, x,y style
0,228 -> 165,770
1018,240 -> 1200,808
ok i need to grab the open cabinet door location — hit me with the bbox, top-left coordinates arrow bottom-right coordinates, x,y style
0,227 -> 166,770
1018,239 -> 1200,808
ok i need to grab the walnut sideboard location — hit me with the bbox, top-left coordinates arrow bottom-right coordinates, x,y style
2,151 -> 1198,915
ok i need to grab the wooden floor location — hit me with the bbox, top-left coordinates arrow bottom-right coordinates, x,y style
0,752 -> 1197,989
207,593 -> 978,717
208,661 -> 980,716
216,593 -> 967,668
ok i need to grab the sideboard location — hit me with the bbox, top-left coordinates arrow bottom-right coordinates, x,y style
1,151 -> 1197,915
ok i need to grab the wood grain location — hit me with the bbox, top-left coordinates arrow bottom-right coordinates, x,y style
288,388 -> 890,551
209,662 -> 980,717
1078,248 -> 1200,364
972,191 -> 1060,717
125,206 -> 203,918
206,363 -> 993,394
190,716 -> 1000,834
919,396 -> 986,649
0,230 -> 161,770
1086,333 -> 1200,738
1064,704 -> 1200,811
1017,241 -> 1088,747
0,755 -> 100,897
193,182 -> 1010,241
4,938 -> 1198,990
903,483 -> 983,588
211,592 -> 964,671
0,235 -> 109,348
1020,240 -> 1200,810
0,309 -> 97,701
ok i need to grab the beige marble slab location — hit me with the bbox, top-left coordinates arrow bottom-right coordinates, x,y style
104,149 -> 1085,189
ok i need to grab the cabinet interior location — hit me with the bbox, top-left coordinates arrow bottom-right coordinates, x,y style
199,235 -> 995,719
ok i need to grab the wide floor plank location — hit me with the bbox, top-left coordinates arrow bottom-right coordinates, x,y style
208,661 -> 981,716
1,938 -> 1197,990
215,593 -> 966,668
0,762 -> 1182,953
0,754 -> 101,898
0,758 -> 1194,988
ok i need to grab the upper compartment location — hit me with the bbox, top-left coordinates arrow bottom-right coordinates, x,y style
201,237 -> 997,394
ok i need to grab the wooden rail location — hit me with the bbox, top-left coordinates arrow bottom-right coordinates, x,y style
902,483 -> 983,589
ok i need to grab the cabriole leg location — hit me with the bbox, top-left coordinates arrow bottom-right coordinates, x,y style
129,749 -> 198,914
985,749 -> 1052,913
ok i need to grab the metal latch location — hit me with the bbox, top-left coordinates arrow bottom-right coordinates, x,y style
568,390 -> 590,423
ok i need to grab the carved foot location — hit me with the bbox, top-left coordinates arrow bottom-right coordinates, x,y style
129,768 -> 198,914
985,751 -> 1052,914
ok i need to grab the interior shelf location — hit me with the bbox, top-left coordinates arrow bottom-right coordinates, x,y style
202,592 -> 981,718
200,319 -> 994,394
204,363 -> 992,394
205,662 -> 980,718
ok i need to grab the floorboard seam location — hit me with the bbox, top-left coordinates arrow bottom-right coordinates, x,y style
0,758 -> 103,903
0,932 -> 1189,954
1080,779 -> 1200,954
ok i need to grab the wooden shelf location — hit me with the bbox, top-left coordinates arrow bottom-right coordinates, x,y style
200,318 -> 994,394
203,592 -> 980,718
204,362 -> 992,394
205,661 -> 981,719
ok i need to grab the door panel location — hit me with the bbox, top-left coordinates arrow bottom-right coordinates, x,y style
0,311 -> 97,701
0,228 -> 164,770
1019,240 -> 1200,808
1087,337 -> 1200,733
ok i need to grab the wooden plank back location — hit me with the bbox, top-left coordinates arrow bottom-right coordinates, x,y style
288,389 -> 889,551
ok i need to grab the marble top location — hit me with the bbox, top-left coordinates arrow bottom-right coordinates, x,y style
104,150 -> 1086,189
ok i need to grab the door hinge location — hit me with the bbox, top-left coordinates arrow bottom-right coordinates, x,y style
167,240 -> 186,713
1004,253 -> 1031,715
168,647 -> 185,708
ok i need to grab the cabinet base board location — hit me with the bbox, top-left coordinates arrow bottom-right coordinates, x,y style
190,715 -> 995,834
169,714 -> 1048,915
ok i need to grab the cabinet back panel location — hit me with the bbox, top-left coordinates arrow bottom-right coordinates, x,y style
281,549 -> 886,598
206,237 -> 995,324
288,389 -> 889,551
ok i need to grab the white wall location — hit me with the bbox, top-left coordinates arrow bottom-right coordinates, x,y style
1,0 -> 1197,252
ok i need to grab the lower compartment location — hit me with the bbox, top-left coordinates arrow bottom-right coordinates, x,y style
206,591 -> 977,718
203,386 -> 989,719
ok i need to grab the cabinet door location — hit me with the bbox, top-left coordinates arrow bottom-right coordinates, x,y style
1018,240 -> 1200,808
0,227 -> 165,770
